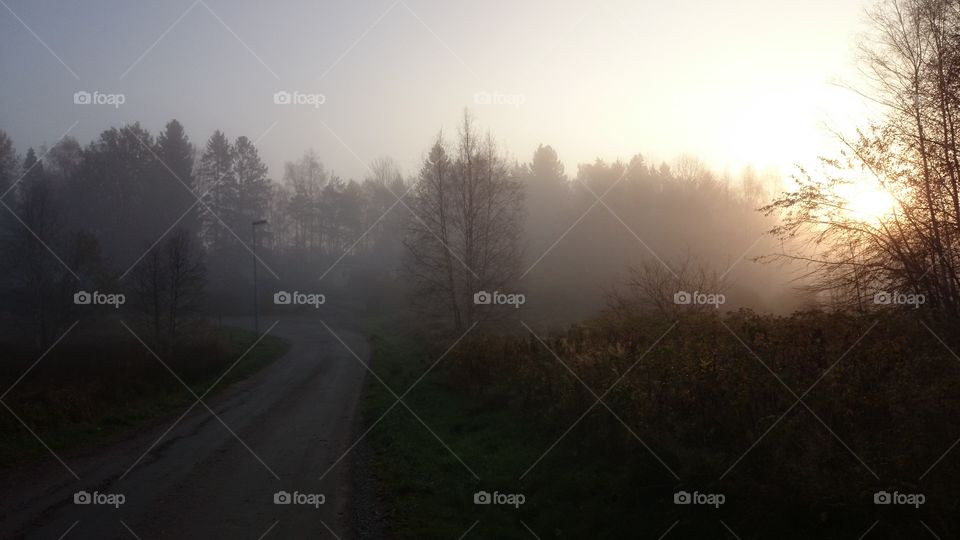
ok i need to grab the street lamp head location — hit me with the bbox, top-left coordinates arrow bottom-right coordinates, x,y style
252,219 -> 268,226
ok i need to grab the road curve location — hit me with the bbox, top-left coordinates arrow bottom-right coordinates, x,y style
0,312 -> 370,540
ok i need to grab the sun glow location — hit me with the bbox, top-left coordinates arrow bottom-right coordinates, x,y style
835,182 -> 898,223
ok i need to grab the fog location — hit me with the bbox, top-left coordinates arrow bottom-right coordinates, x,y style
5,1 -> 960,539
2,0 -> 868,181
0,117 -> 805,338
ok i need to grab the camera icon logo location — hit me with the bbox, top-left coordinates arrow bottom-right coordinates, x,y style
473,91 -> 492,105
74,291 -> 92,305
73,91 -> 92,105
274,291 -> 292,305
473,490 -> 491,505
74,490 -> 92,504
873,291 -> 892,305
673,491 -> 691,505
673,291 -> 692,305
874,491 -> 891,504
273,91 -> 292,105
274,490 -> 292,504
473,291 -> 492,305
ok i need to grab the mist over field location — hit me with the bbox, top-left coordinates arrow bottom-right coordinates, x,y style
2,1 -> 960,539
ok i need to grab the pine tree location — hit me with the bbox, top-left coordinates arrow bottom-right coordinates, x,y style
196,130 -> 236,252
155,120 -> 198,236
524,144 -> 569,254
234,135 -> 272,228
0,130 -> 19,197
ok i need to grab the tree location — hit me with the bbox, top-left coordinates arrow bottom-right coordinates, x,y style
267,184 -> 292,253
606,256 -> 728,318
523,144 -> 568,255
336,179 -> 365,250
0,130 -> 19,242
763,0 -> 960,313
155,120 -> 198,236
0,130 -> 17,195
2,149 -> 71,349
404,112 -> 525,330
406,136 -> 461,328
283,150 -> 327,253
362,157 -> 407,256
233,135 -> 272,228
69,123 -> 158,265
42,136 -> 82,185
163,229 -> 205,344
130,229 -> 205,349
196,130 -> 236,252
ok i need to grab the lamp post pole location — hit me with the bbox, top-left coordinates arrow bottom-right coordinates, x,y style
252,219 -> 268,335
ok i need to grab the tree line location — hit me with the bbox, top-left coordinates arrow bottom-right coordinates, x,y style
0,121 -> 404,350
2,108 -> 817,347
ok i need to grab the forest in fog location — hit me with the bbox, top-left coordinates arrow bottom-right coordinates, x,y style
0,111 -> 794,351
5,0 -> 960,539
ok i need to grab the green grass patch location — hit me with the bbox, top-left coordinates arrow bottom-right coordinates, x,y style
202,325 -> 290,393
0,325 -> 289,468
362,319 -> 685,539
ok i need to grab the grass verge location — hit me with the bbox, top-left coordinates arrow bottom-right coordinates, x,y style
0,325 -> 290,468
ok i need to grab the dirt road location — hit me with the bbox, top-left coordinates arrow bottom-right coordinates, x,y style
0,313 -> 371,539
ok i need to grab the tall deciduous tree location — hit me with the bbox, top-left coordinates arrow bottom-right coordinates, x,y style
764,0 -> 960,313
130,229 -> 205,350
283,150 -> 327,253
404,112 -> 525,330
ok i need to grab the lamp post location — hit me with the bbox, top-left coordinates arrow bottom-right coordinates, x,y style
252,219 -> 268,334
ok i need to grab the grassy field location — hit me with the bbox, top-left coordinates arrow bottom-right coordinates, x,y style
362,311 -> 960,539
362,319 -> 682,539
0,323 -> 290,468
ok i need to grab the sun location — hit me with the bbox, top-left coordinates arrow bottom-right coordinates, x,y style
834,181 -> 898,223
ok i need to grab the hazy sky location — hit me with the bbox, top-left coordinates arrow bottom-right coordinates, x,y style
1,0 -> 872,182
